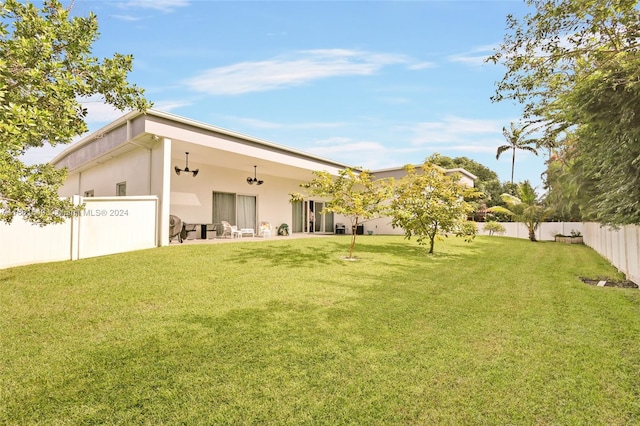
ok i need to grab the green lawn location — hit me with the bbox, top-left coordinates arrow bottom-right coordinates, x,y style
1,236 -> 639,424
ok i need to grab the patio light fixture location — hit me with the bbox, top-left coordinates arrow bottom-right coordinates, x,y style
175,152 -> 199,177
247,165 -> 264,185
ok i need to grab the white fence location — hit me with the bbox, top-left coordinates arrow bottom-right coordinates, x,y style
478,221 -> 639,285
0,196 -> 158,269
477,222 -> 584,241
2,207 -> 638,285
582,223 -> 639,286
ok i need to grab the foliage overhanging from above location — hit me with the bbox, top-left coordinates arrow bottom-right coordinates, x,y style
0,0 -> 150,225
488,0 -> 640,226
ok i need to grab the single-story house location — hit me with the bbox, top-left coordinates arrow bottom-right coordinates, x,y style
52,109 -> 475,244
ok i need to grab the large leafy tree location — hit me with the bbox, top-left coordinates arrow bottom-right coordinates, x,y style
542,141 -> 590,221
496,122 -> 539,185
291,168 -> 392,259
427,154 -> 499,189
489,181 -> 551,242
488,0 -> 640,226
389,162 -> 479,254
0,0 -> 150,225
428,152 -> 504,211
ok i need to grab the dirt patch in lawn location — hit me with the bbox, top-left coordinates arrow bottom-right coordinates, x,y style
580,277 -> 639,289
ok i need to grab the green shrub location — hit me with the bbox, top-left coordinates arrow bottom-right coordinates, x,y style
456,220 -> 478,242
484,221 -> 506,236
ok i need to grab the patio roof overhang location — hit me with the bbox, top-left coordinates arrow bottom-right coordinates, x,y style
51,109 -> 354,182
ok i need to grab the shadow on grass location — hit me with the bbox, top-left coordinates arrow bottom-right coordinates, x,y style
341,236 -> 488,262
170,235 -> 488,272
223,238 -> 437,269
226,243 -> 337,267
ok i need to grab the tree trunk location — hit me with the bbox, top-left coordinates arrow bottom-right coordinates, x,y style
511,148 -> 515,184
528,226 -> 537,242
349,233 -> 356,258
428,225 -> 437,254
348,219 -> 358,258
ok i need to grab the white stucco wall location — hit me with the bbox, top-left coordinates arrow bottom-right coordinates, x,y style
169,161 -> 305,230
58,148 -> 152,197
52,110 -> 482,244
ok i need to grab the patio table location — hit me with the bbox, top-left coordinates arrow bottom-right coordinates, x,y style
240,228 -> 255,238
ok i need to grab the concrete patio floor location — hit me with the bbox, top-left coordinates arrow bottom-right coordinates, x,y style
169,232 -> 338,245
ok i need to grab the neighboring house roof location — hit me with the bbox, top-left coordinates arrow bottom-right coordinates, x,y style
370,164 -> 478,186
440,167 -> 478,182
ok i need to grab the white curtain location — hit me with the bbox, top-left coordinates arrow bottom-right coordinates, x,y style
237,195 -> 256,229
213,192 -> 235,225
292,201 -> 302,232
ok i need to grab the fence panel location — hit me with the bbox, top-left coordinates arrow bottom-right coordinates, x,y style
0,216 -> 72,269
78,197 -> 158,259
623,225 -> 640,285
582,223 -> 639,285
1,196 -> 158,270
478,222 -> 583,241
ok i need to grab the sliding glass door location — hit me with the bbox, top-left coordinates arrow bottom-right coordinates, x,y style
291,200 -> 334,233
212,192 -> 256,230
313,201 -> 334,233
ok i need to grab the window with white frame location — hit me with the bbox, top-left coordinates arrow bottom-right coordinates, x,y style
116,182 -> 126,196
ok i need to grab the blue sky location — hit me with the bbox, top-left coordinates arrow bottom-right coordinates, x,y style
26,0 -> 547,189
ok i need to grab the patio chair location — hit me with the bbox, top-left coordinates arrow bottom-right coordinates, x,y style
169,215 -> 184,243
258,221 -> 272,238
221,221 -> 241,238
183,223 -> 199,240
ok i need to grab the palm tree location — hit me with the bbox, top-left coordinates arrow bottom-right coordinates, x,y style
488,181 -> 551,242
496,122 -> 539,184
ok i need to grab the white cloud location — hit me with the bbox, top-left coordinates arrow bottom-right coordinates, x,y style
306,136 -> 388,156
448,54 -> 489,67
305,137 -> 392,169
118,0 -> 190,13
309,140 -> 385,155
448,43 -> 496,67
152,100 -> 192,112
410,116 -> 503,145
110,14 -> 142,22
408,61 -> 436,70
184,49 -> 409,95
406,116 -> 508,156
247,118 -> 347,130
440,144 -> 498,154
305,136 -> 428,168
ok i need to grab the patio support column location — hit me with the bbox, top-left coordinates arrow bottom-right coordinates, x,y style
157,137 -> 172,246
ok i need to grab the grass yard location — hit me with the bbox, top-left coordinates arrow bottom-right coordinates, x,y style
1,235 -> 639,424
